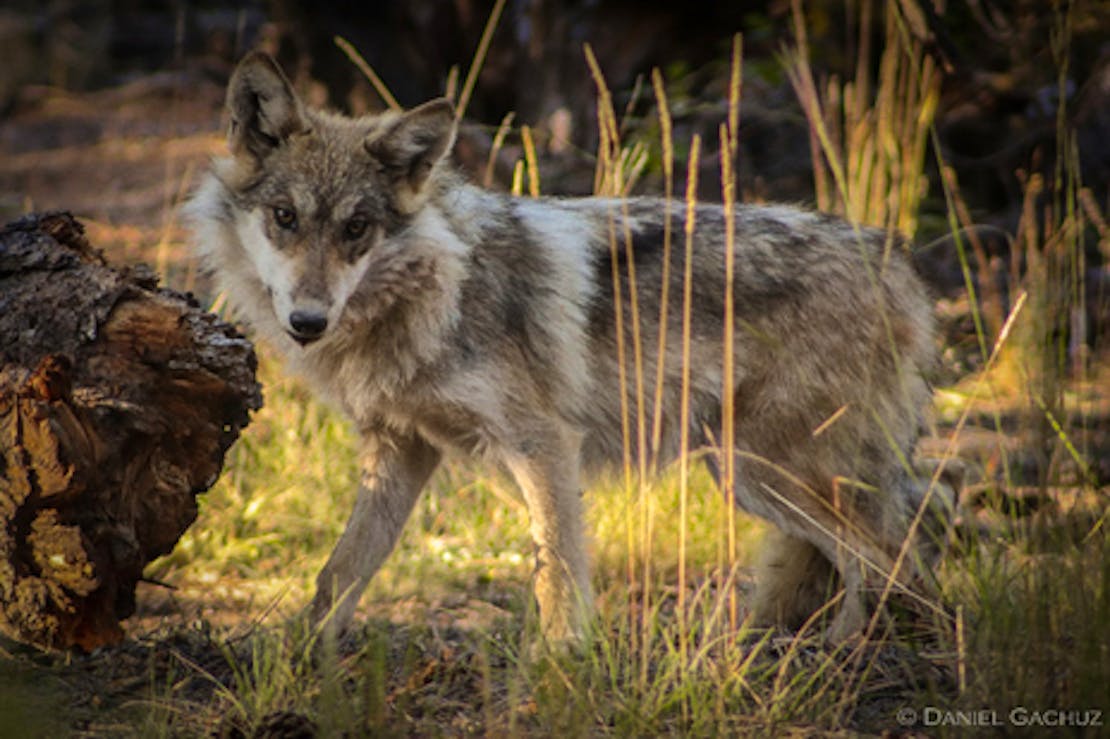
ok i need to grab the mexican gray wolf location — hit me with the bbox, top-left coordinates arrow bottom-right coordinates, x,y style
187,51 -> 951,645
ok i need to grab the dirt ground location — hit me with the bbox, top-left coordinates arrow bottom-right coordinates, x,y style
0,71 -> 224,282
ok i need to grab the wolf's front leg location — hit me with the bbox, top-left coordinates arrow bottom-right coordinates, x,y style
311,431 -> 441,635
503,426 -> 594,645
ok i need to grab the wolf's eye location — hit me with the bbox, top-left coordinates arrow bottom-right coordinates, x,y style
273,206 -> 297,230
344,217 -> 369,241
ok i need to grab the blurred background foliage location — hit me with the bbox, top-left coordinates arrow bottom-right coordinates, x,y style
1,1 -> 1107,218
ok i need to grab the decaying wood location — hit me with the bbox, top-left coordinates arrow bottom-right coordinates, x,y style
0,212 -> 261,651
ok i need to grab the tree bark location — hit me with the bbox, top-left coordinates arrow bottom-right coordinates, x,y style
0,212 -> 261,651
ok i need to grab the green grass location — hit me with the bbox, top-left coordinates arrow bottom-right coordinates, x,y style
945,527 -> 1110,714
0,660 -> 76,737
134,291 -> 1106,738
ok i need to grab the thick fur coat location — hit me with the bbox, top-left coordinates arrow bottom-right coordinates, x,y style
188,52 -> 947,643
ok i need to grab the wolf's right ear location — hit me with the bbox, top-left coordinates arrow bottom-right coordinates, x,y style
226,52 -> 306,161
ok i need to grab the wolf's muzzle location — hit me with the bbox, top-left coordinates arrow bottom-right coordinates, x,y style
288,310 -> 328,345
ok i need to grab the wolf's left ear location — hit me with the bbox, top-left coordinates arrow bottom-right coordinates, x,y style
226,51 -> 306,161
366,99 -> 457,199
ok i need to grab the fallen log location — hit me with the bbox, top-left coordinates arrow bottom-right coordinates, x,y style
0,212 -> 261,651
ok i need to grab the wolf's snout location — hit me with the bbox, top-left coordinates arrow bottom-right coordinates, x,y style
288,310 -> 328,344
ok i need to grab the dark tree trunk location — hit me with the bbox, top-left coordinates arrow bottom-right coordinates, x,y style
0,212 -> 261,651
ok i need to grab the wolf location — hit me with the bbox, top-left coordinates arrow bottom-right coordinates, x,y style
188,51 -> 949,644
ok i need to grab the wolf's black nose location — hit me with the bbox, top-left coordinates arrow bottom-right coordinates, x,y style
289,310 -> 328,344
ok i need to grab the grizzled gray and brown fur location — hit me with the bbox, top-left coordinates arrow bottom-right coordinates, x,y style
188,52 -> 947,644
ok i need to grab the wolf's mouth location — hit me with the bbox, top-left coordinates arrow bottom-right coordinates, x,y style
288,331 -> 323,346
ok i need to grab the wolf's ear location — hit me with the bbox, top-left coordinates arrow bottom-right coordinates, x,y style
226,51 -> 306,161
366,98 -> 456,198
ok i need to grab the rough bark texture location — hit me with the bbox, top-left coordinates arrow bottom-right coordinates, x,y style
0,212 -> 261,651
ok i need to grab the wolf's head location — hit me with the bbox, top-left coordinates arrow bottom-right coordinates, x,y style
211,52 -> 457,345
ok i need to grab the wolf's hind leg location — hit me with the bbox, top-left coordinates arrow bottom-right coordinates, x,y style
311,432 -> 441,636
750,529 -> 840,631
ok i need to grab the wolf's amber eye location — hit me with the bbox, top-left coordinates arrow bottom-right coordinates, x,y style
273,206 -> 297,230
344,217 -> 369,241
